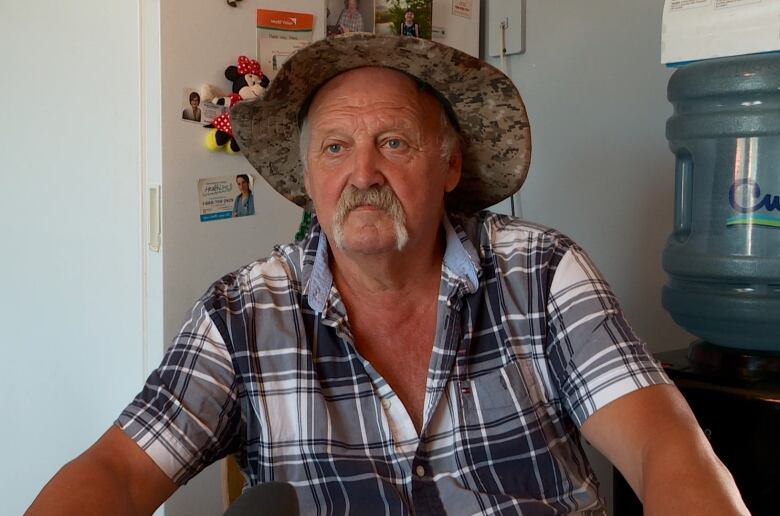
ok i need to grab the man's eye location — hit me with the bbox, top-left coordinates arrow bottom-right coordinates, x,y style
326,143 -> 342,153
386,138 -> 403,149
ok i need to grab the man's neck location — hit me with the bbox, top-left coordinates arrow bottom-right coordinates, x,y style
328,230 -> 444,304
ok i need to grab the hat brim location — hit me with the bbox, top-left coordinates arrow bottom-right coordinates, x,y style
231,33 -> 531,213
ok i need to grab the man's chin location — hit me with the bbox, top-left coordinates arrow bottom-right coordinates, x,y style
334,232 -> 401,255
341,244 -> 399,256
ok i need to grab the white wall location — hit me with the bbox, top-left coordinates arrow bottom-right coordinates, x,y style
0,2 -> 145,514
482,0 -> 695,511
488,0 -> 691,360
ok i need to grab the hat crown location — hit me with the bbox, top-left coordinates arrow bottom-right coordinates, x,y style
231,33 -> 531,213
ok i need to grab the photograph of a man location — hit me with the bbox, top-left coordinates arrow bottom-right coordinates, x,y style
336,0 -> 364,33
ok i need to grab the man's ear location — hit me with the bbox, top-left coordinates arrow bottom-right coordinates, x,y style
444,145 -> 462,193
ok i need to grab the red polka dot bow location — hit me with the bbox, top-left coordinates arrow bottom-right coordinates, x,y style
229,93 -> 242,106
237,56 -> 261,76
212,112 -> 233,137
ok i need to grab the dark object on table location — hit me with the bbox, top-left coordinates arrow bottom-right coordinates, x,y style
614,342 -> 780,516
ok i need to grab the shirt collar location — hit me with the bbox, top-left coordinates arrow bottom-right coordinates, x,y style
304,213 -> 480,314
304,227 -> 333,313
441,214 -> 480,293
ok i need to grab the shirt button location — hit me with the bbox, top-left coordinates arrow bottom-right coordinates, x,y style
415,465 -> 425,478
381,399 -> 391,410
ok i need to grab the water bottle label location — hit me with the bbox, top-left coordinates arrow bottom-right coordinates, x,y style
727,179 -> 780,228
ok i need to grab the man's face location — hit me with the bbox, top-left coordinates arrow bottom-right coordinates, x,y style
348,0 -> 358,11
303,67 -> 461,258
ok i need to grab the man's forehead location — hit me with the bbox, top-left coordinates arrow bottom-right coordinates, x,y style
314,67 -> 417,101
302,67 -> 442,124
309,108 -> 422,135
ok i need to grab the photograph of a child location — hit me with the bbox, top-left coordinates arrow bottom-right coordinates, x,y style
400,8 -> 419,37
374,0 -> 431,39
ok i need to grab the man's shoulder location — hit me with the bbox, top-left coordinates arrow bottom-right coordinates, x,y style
456,210 -> 579,257
198,241 -> 307,312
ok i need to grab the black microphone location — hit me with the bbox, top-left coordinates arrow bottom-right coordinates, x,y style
223,482 -> 299,516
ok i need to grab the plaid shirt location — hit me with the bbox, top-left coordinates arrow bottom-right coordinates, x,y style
118,212 -> 670,515
337,8 -> 364,33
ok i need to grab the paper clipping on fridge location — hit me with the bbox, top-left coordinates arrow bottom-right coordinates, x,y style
452,0 -> 473,19
662,0 -> 780,65
181,88 -> 227,125
197,174 -> 256,222
256,9 -> 314,80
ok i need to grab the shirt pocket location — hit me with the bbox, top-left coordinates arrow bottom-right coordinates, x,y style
456,361 -> 554,499
459,360 -> 536,424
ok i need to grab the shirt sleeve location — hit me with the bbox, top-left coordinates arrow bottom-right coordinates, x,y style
545,245 -> 671,427
115,299 -> 243,485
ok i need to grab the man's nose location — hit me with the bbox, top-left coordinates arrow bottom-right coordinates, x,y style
348,144 -> 386,190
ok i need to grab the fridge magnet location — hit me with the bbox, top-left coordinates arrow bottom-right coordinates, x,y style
197,173 -> 256,222
256,9 -> 314,81
200,56 -> 269,154
374,1 -> 433,40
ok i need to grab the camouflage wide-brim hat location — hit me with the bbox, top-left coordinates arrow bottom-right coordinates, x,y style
231,33 -> 531,213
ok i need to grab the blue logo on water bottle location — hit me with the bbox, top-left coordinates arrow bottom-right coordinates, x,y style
728,179 -> 780,228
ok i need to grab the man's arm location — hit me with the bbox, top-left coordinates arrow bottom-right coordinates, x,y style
581,384 -> 749,516
26,425 -> 177,516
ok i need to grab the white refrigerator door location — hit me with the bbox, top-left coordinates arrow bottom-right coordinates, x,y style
153,1 -> 324,514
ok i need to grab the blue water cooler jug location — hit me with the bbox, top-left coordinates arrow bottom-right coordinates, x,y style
663,54 -> 780,352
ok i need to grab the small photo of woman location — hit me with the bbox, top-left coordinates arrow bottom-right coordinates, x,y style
232,174 -> 255,218
181,89 -> 202,122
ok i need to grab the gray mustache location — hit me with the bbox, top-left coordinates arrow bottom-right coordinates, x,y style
336,185 -> 403,216
331,185 -> 409,251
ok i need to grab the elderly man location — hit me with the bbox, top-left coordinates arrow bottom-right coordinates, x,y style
28,35 -> 747,515
336,0 -> 364,34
